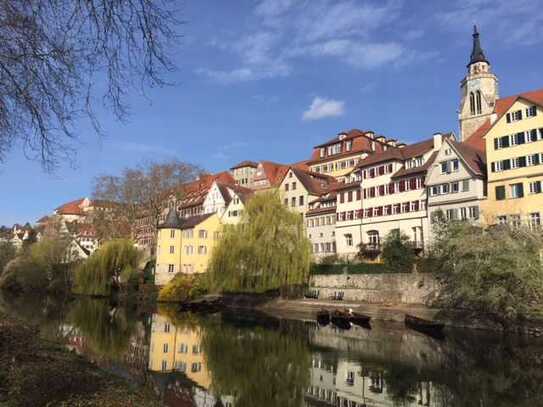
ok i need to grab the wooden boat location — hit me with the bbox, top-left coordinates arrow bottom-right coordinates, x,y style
349,312 -> 371,328
405,314 -> 445,339
331,310 -> 351,330
316,310 -> 330,326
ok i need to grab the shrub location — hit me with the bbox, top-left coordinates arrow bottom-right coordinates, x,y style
381,230 -> 416,272
158,273 -> 208,302
428,222 -> 543,328
0,242 -> 17,276
319,254 -> 339,265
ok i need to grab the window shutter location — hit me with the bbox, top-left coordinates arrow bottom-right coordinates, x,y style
506,113 -> 511,123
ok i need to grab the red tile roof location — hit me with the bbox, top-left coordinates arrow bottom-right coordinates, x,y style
450,140 -> 486,177
55,199 -> 85,215
391,151 -> 438,179
309,129 -> 391,163
230,160 -> 258,170
285,167 -> 338,195
253,161 -> 289,187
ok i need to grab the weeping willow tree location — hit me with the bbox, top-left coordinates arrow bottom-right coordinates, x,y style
73,239 -> 141,296
208,191 -> 312,293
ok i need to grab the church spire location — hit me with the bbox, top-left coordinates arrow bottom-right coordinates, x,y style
468,25 -> 488,67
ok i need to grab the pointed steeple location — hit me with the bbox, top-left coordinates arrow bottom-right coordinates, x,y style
158,208 -> 182,229
468,25 -> 488,66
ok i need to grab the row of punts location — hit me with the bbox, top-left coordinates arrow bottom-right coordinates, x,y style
316,309 -> 445,339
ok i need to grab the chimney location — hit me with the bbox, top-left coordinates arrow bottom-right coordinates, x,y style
433,132 -> 443,151
397,143 -> 406,149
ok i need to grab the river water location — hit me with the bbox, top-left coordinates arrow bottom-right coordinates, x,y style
2,294 -> 543,407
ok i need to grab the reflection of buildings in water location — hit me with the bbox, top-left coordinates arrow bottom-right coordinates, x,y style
148,314 -> 234,407
306,355 -> 436,407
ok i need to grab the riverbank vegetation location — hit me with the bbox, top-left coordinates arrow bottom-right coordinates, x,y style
73,239 -> 141,296
0,238 -> 70,293
207,192 -> 312,294
158,273 -> 208,302
0,241 -> 16,276
428,222 -> 543,328
0,310 -> 159,406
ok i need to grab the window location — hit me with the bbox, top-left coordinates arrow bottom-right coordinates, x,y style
510,183 -> 524,199
530,180 -> 542,194
198,245 -> 207,255
460,207 -> 467,220
347,191 -> 353,202
452,159 -> 459,172
320,148 -> 325,158
161,360 -> 168,371
497,215 -> 507,225
292,182 -> 297,190
175,361 -> 187,372
285,183 -> 289,191
191,362 -> 202,373
475,90 -> 482,115
506,110 -> 522,122
469,92 -> 475,115
469,206 -> 480,220
495,186 -> 506,200
441,161 -> 450,174
299,196 -> 304,206
431,186 -> 439,196
284,198 -> 288,206
199,230 -> 207,239
510,214 -> 521,228
529,212 -> 541,229
345,140 -> 352,151
451,182 -> 460,193
178,344 -> 188,353
345,234 -> 353,247
170,230 -> 175,238
169,246 -> 174,254
462,180 -> 470,192
163,343 -> 169,353
168,264 -> 175,273
441,183 -> 450,194
367,231 -> 379,247
527,105 -> 537,118
291,197 -> 296,207
185,245 -> 193,255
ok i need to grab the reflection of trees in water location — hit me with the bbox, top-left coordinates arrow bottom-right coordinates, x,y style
68,298 -> 136,359
199,315 -> 311,407
428,332 -> 543,407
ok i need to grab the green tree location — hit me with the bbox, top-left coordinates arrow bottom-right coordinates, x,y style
0,241 -> 17,275
381,230 -> 416,272
428,222 -> 543,328
73,239 -> 142,296
207,191 -> 312,294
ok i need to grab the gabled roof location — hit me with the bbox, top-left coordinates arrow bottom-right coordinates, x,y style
450,140 -> 486,177
230,160 -> 258,170
55,199 -> 85,215
253,161 -> 289,187
180,213 -> 214,230
466,88 -> 543,148
284,167 -> 338,195
309,129 -> 391,163
227,184 -> 254,203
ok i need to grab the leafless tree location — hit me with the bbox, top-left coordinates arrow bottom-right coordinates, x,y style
0,0 -> 179,170
92,159 -> 204,240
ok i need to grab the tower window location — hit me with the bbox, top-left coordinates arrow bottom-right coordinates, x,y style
469,92 -> 475,115
476,90 -> 482,114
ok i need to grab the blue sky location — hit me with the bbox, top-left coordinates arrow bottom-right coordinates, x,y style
1,0 -> 542,225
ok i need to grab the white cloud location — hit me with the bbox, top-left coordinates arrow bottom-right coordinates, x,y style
436,0 -> 543,46
302,97 -> 345,121
199,0 -> 432,84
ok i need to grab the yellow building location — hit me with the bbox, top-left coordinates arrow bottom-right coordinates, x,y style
148,313 -> 211,389
458,26 -> 543,228
155,210 -> 222,286
473,92 -> 543,227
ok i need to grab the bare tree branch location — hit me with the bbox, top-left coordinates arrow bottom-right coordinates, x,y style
0,0 -> 180,171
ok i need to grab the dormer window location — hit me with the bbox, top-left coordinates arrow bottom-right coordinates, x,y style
506,110 -> 523,123
319,148 -> 325,158
526,105 -> 538,118
345,140 -> 352,151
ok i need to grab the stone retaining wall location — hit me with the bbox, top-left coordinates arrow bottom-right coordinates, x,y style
310,272 -> 439,305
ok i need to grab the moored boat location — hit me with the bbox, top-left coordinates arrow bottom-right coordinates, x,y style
405,314 -> 445,339
316,310 -> 330,326
349,312 -> 371,328
331,310 -> 351,330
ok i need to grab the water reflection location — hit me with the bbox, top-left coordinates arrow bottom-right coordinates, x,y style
2,294 -> 543,407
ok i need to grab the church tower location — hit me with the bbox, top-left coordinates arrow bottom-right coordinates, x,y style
459,26 -> 499,141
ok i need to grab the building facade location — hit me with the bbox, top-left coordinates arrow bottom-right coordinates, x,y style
306,192 -> 337,259
426,136 -> 487,239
